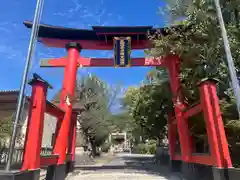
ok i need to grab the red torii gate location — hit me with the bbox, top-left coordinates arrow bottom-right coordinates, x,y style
0,21 -> 233,180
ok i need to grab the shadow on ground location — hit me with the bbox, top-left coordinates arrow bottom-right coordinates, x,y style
75,154 -> 95,166
74,155 -> 181,179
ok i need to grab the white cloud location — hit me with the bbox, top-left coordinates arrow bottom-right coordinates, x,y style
0,22 -> 18,33
53,0 -> 123,28
0,44 -> 24,60
0,21 -> 29,63
0,26 -> 11,33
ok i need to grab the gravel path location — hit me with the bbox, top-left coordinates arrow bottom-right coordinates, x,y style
67,153 -> 182,180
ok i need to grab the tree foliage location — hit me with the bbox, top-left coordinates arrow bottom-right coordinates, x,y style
76,74 -> 114,149
52,73 -> 120,154
152,0 -> 240,104
123,0 -> 240,162
107,112 -> 134,133
0,116 -> 12,139
150,0 -> 240,164
123,69 -> 172,141
155,0 -> 240,117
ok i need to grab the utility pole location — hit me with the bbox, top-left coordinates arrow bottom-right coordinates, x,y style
5,0 -> 44,171
213,0 -> 240,118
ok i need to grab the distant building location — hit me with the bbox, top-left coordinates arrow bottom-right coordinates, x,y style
0,90 -> 28,146
0,87 -> 86,148
109,132 -> 131,152
0,90 -> 59,147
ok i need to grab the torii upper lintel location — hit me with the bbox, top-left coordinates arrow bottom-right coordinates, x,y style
24,21 -> 171,50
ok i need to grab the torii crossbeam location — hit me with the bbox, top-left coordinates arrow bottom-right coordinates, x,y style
40,57 -> 166,67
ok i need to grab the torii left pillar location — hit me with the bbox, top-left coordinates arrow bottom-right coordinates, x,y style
46,42 -> 81,180
0,74 -> 50,180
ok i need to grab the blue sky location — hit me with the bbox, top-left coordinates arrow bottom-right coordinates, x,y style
0,0 -> 168,107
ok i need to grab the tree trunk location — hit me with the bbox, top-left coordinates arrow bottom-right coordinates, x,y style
90,139 -> 97,157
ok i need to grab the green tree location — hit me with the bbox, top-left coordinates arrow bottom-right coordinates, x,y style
151,0 -> 240,164
123,69 -> 172,142
149,0 -> 240,111
75,74 -> 120,156
152,0 -> 240,99
122,0 -> 240,158
0,116 -> 12,139
52,74 -> 119,156
107,112 -> 133,133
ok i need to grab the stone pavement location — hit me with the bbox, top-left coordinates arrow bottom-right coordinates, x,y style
66,153 -> 182,180
67,171 -> 180,180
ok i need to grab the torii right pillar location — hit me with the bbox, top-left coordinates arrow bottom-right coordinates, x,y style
199,79 -> 233,180
166,55 -> 235,180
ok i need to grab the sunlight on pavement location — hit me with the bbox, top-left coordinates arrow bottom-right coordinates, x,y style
67,154 -> 182,180
67,171 -> 180,180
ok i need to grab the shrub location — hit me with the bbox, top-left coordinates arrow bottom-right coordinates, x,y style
132,140 -> 157,154
132,143 -> 148,154
147,139 -> 157,146
148,144 -> 157,154
101,143 -> 111,153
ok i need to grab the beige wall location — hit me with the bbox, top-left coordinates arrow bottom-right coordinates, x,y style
20,112 -> 57,148
42,113 -> 57,147
0,96 -> 57,148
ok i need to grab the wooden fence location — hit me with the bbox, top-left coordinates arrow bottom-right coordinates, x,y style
0,142 -> 52,169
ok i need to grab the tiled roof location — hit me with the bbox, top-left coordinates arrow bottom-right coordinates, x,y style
0,90 -> 19,93
0,90 -> 26,113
